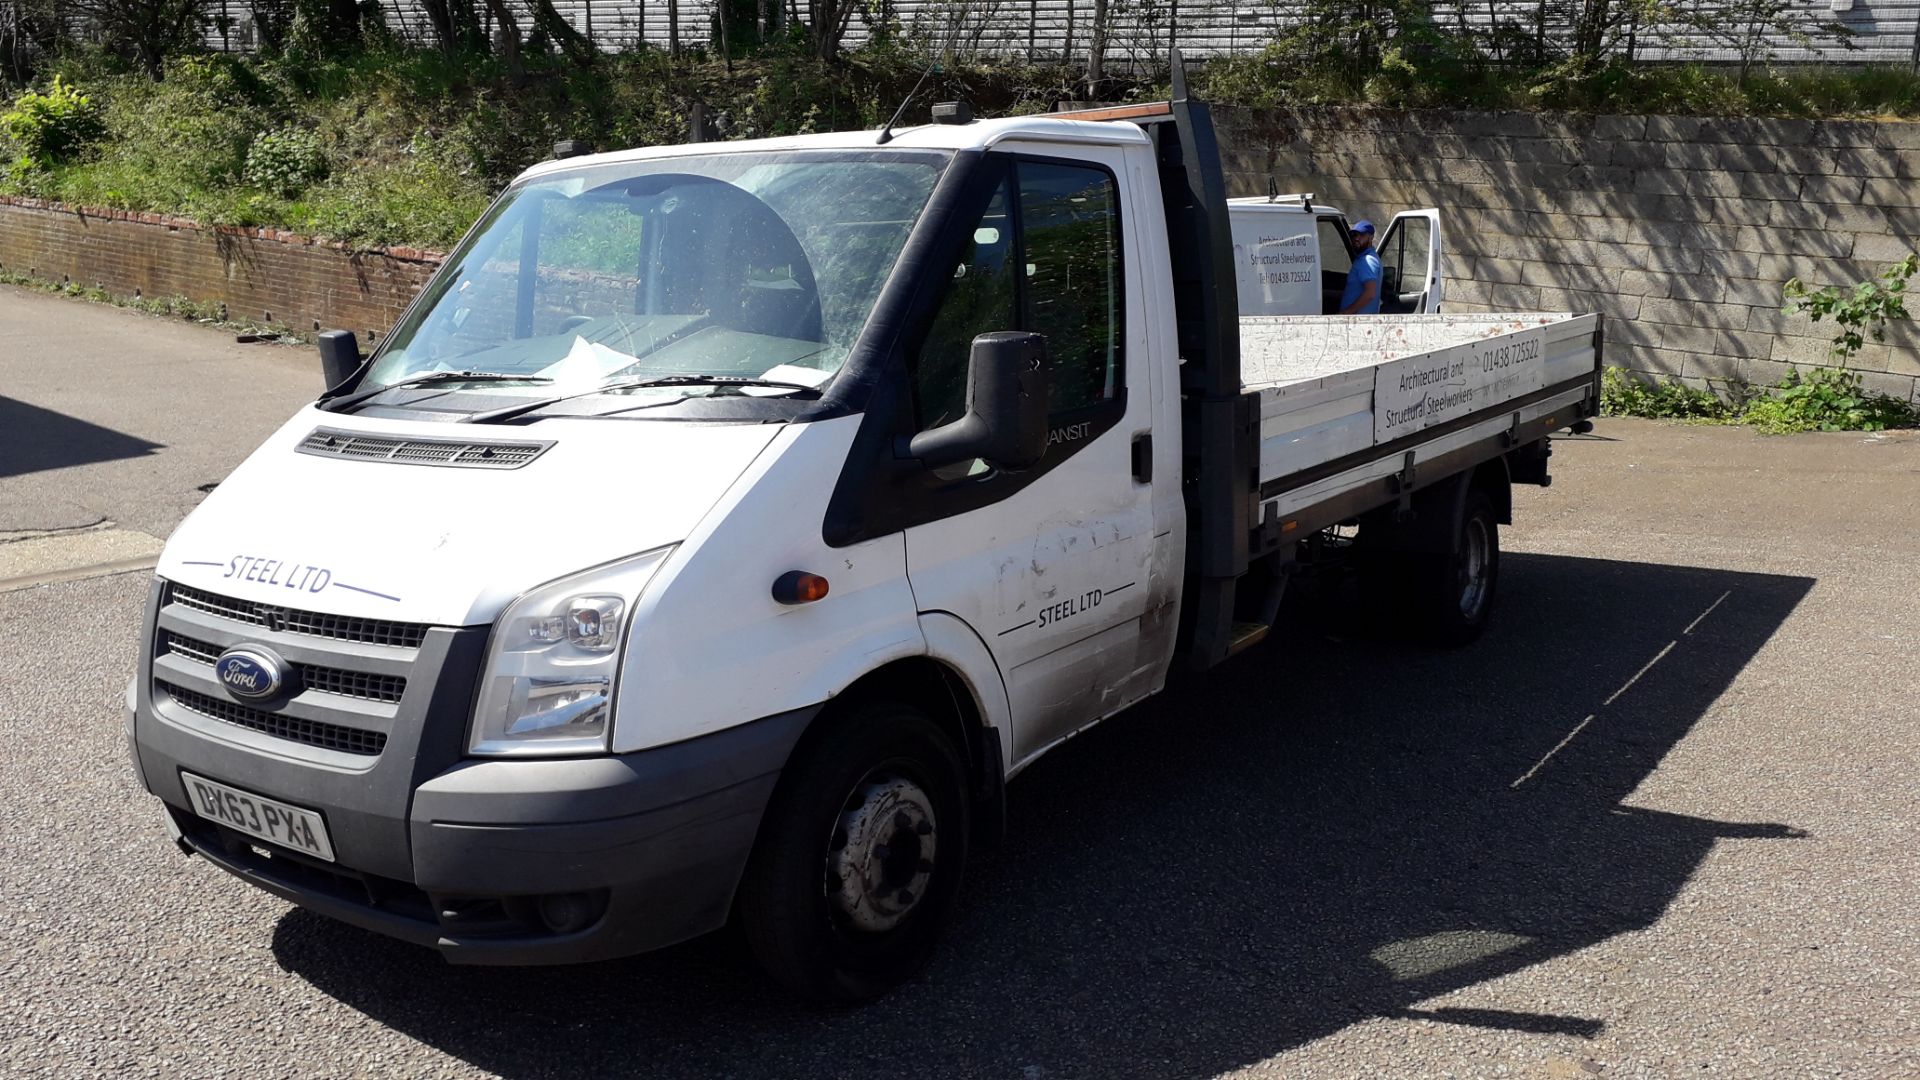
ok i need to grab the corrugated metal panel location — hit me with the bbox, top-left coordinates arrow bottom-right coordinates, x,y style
199,0 -> 1920,65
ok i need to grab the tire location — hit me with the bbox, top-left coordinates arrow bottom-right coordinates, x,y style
1408,489 -> 1500,646
735,698 -> 971,1003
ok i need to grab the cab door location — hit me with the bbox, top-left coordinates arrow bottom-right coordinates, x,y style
1315,214 -> 1356,315
899,146 -> 1168,769
1377,209 -> 1445,313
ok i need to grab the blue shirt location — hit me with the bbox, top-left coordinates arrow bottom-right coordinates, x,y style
1341,248 -> 1383,314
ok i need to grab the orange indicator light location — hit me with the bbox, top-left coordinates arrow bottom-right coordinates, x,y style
772,571 -> 830,605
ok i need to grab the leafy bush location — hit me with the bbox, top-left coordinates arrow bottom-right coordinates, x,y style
288,146 -> 491,249
1,77 -> 106,169
1742,367 -> 1918,434
55,55 -> 282,208
1196,44 -> 1297,110
1601,367 -> 1737,421
1604,365 -> 1917,433
245,127 -> 329,196
1784,253 -> 1918,362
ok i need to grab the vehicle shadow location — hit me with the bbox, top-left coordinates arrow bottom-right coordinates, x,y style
0,396 -> 163,479
272,552 -> 1811,1078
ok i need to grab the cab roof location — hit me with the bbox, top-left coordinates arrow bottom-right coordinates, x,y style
515,114 -> 1152,185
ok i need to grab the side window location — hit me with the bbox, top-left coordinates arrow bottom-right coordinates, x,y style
1316,218 -> 1353,274
1380,216 -> 1432,299
913,177 -> 1015,431
910,159 -> 1125,434
1019,162 -> 1123,412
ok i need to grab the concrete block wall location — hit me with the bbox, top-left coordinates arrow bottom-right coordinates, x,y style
0,196 -> 443,343
1216,107 -> 1920,407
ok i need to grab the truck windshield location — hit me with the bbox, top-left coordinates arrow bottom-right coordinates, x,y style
361,151 -> 947,416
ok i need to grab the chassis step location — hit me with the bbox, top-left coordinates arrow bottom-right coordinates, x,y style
1225,621 -> 1270,657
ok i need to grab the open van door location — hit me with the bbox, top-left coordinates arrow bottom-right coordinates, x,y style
1315,214 -> 1354,315
1377,210 -> 1444,314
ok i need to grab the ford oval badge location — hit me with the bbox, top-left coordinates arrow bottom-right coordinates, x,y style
214,646 -> 286,702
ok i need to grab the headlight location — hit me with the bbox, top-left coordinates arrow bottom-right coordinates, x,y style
469,547 -> 673,757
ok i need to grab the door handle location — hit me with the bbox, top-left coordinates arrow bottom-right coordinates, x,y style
1132,433 -> 1153,483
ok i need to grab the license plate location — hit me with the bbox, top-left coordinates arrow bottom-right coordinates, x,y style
180,772 -> 336,862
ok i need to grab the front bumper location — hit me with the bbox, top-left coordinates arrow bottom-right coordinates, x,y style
130,576 -> 815,965
148,710 -> 812,964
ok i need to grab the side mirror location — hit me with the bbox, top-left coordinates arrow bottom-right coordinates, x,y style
907,332 -> 1050,472
316,330 -> 363,391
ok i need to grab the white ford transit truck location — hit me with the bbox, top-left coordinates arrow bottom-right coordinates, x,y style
127,68 -> 1602,1001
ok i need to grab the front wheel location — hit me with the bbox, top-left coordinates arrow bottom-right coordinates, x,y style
735,699 -> 970,1003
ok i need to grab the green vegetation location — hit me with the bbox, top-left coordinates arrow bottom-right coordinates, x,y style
1601,366 -> 1736,421
1,0 -> 1916,251
243,127 -> 328,197
1742,366 -> 1918,434
1187,0 -> 1905,113
1602,366 -> 1919,434
10,47 -> 1920,253
1607,256 -> 1920,433
0,76 -> 103,171
1785,254 -> 1919,363
1198,31 -> 1920,115
0,46 -> 1098,249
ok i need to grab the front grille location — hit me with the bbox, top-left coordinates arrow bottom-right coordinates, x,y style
160,630 -> 407,703
301,666 -> 408,703
167,583 -> 429,649
298,427 -> 550,470
158,681 -> 388,756
162,631 -> 220,665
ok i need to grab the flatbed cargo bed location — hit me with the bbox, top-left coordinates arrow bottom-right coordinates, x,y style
1239,312 -> 1603,530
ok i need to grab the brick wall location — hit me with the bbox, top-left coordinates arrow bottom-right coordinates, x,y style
0,196 -> 444,342
1216,107 -> 1920,406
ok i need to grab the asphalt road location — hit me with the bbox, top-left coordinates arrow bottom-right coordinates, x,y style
4,286 -> 1919,1078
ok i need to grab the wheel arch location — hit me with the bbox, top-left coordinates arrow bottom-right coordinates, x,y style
1471,454 -> 1513,525
787,644 -> 1009,850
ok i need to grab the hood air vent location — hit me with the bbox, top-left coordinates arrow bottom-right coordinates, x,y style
298,427 -> 552,469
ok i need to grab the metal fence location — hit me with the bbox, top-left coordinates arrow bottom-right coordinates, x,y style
8,0 -> 1916,64
306,0 -> 1920,65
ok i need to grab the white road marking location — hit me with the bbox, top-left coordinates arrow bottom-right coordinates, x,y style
1510,714 -> 1595,789
1512,590 -> 1729,787
1684,589 -> 1732,635
1603,639 -> 1678,707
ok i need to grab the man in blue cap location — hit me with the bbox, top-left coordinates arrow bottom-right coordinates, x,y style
1339,220 -> 1384,315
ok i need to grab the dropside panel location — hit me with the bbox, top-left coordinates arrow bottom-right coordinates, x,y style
1243,313 -> 1599,487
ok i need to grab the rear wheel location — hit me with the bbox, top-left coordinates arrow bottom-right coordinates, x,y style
1360,488 -> 1500,646
735,699 -> 970,1003
1410,489 -> 1500,646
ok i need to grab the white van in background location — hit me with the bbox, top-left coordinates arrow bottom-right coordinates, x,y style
1228,196 -> 1445,316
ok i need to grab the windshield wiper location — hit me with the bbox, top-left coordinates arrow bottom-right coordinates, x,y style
321,371 -> 554,413
461,374 -> 824,425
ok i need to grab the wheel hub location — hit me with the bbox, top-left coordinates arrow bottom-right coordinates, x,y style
825,773 -> 937,933
1459,517 -> 1490,618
